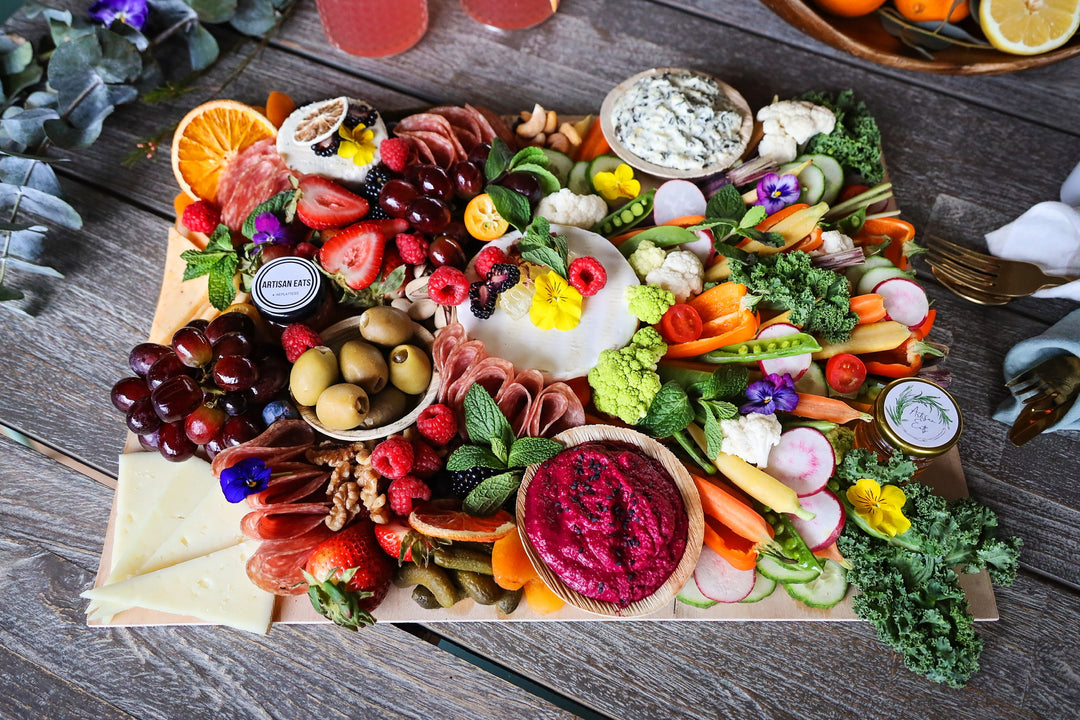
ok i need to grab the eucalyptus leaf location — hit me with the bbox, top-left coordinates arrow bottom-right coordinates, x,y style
3,256 -> 63,278
44,116 -> 109,149
108,84 -> 139,107
0,183 -> 81,228
0,35 -> 34,75
107,21 -> 151,52
24,91 -> 57,110
1,109 -> 59,147
230,0 -> 278,36
95,26 -> 145,82
148,0 -> 200,27
4,65 -> 44,101
5,226 -> 48,260
0,156 -> 62,196
0,220 -> 41,232
188,0 -> 240,24
186,23 -> 220,71
0,285 -> 25,301
47,37 -> 102,89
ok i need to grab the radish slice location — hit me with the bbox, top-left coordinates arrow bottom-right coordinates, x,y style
684,228 -> 714,264
873,277 -> 929,328
694,545 -> 757,603
763,427 -> 836,496
756,322 -> 812,380
653,180 -> 707,225
786,489 -> 846,551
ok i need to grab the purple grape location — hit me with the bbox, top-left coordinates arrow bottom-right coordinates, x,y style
111,376 -> 151,413
159,421 -> 196,462
467,143 -> 491,165
172,326 -> 213,368
138,428 -> 162,452
379,179 -> 419,219
221,414 -> 263,448
213,356 -> 259,392
126,396 -> 161,435
414,165 -> 453,201
129,343 -> 173,377
151,374 -> 204,423
405,196 -> 451,234
219,392 -> 250,417
205,312 -> 255,345
212,331 -> 253,360
499,171 -> 542,205
184,403 -> 228,446
146,353 -> 196,390
248,355 -> 289,402
452,161 -> 484,200
428,235 -> 466,269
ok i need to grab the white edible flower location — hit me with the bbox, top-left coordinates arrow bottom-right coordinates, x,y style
534,189 -> 608,229
719,412 -> 783,467
644,250 -> 703,303
756,100 -> 837,162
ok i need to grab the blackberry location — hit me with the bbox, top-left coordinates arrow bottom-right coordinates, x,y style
344,102 -> 378,130
469,280 -> 496,319
485,263 -> 520,295
310,135 -> 340,157
364,203 -> 391,220
445,466 -> 504,499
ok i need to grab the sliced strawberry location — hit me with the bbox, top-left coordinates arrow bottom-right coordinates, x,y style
317,218 -> 409,290
296,176 -> 370,230
372,517 -> 443,565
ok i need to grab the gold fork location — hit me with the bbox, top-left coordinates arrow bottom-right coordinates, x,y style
931,266 -> 1012,306
925,235 -> 1077,298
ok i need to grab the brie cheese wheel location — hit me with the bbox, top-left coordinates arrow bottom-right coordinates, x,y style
82,543 -> 274,635
276,97 -> 388,187
458,224 -> 640,381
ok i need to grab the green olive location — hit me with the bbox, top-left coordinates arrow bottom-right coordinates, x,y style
360,386 -> 410,428
388,344 -> 432,395
289,346 -> 339,406
338,339 -> 388,394
358,306 -> 416,347
315,383 -> 370,430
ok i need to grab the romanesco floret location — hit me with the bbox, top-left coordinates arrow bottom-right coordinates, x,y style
628,240 -> 667,280
587,327 -> 667,425
644,250 -> 703,303
625,284 -> 675,324
534,188 -> 609,229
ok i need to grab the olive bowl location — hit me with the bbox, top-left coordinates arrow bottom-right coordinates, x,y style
296,316 -> 439,442
515,424 -> 704,618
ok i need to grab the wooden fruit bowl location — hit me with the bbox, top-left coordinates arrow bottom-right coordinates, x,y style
760,0 -> 1080,74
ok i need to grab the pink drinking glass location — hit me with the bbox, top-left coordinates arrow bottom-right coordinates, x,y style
460,0 -> 558,30
315,0 -> 429,57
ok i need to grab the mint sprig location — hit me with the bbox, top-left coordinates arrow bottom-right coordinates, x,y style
181,225 -> 240,311
693,184 -> 784,248
517,216 -> 569,279
241,189 -> 298,241
483,138 -> 563,232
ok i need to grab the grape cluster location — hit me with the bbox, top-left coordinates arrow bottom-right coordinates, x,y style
110,311 -> 291,462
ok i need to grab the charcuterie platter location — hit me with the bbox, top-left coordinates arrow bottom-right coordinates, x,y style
85,72 -> 1019,687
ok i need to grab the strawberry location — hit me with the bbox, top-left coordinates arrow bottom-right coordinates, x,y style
302,518 -> 394,629
373,518 -> 444,565
317,218 -> 409,290
296,176 -> 370,230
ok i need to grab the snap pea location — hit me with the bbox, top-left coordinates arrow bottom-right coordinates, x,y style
700,333 -> 822,364
617,223 -> 698,257
762,510 -> 822,573
593,189 -> 655,238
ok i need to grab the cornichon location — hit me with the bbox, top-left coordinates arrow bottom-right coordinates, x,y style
410,585 -> 443,610
617,223 -> 698,258
394,563 -> 460,608
593,189 -> 655,237
434,547 -> 494,575
496,587 -> 523,614
700,333 -> 822,363
455,570 -> 502,605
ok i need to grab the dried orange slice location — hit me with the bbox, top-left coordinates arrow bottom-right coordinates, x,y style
409,499 -> 516,542
464,193 -> 510,241
171,99 -> 277,201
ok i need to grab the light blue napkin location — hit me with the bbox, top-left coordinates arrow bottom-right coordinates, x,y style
993,308 -> 1080,433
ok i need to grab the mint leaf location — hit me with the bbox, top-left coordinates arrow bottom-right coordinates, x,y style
518,217 -> 569,277
463,384 -> 514,447
180,251 -> 220,280
508,146 -> 547,169
446,445 -> 505,471
637,382 -> 695,439
486,184 -> 531,233
490,435 -> 509,465
508,437 -> 563,468
739,205 -> 767,229
702,406 -> 725,461
206,256 -> 239,310
739,228 -> 785,247
694,366 -> 749,403
518,243 -> 565,277
485,137 -> 514,182
705,184 -> 746,221
204,225 -> 234,253
241,190 -> 297,240
511,163 -> 561,194
463,471 -> 521,517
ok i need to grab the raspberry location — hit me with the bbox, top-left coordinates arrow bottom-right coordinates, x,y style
568,256 -> 607,297
410,439 -> 443,479
395,233 -> 429,265
371,436 -> 414,479
379,138 -> 410,174
427,266 -> 469,306
387,475 -> 431,517
474,246 -> 507,279
280,324 -> 322,363
416,404 -> 457,446
181,200 -> 221,234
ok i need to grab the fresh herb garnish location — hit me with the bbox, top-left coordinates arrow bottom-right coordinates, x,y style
516,216 -> 570,279
446,384 -> 563,516
797,90 -> 884,185
181,225 -> 242,311
638,365 -> 747,461
692,184 -> 784,249
241,189 -> 298,241
483,138 -> 561,231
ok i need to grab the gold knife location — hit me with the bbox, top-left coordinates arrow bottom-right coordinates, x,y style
1009,391 -> 1079,446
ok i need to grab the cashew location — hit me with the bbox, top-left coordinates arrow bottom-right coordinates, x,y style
543,110 -> 558,135
558,121 -> 582,146
516,103 -> 546,137
546,132 -> 570,154
525,132 -> 546,148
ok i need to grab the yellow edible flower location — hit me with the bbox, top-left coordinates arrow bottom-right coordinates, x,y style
592,163 -> 640,202
847,478 -> 911,537
529,271 -> 583,331
337,124 -> 376,166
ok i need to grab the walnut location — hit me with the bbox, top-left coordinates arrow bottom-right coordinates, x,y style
326,481 -> 361,532
307,441 -> 388,526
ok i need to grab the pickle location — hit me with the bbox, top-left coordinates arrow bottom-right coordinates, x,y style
394,563 -> 460,608
495,587 -> 523,615
454,570 -> 501,605
434,547 -> 494,575
411,585 -> 442,610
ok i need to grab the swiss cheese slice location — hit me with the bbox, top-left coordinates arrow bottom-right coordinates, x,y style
138,479 -> 249,575
82,542 -> 274,635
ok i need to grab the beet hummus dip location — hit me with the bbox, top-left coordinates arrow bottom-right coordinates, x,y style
523,441 -> 688,607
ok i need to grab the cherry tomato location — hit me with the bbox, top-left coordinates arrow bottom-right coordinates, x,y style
825,353 -> 867,394
659,304 -> 703,344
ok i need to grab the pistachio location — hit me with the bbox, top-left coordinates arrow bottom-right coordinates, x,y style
405,275 -> 431,302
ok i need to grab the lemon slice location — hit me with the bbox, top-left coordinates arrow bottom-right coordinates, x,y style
979,0 -> 1080,55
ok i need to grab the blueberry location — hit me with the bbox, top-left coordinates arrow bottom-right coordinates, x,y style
261,398 -> 300,426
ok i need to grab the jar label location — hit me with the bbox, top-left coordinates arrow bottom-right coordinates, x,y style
252,257 -> 321,316
882,381 -> 960,450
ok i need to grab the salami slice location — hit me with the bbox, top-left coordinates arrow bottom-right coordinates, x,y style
447,356 -> 515,409
433,324 -> 467,370
496,368 -> 545,436
241,503 -> 330,541
212,419 -> 315,477
430,106 -> 484,144
467,104 -> 515,146
402,135 -> 436,165
524,382 -> 586,438
438,340 -> 488,403
396,112 -> 455,136
395,129 -> 457,168
216,138 -> 293,232
247,466 -> 330,507
245,523 -> 334,595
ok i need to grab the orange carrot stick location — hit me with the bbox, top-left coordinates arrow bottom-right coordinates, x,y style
691,473 -> 775,546
788,393 -> 872,424
849,293 -> 887,325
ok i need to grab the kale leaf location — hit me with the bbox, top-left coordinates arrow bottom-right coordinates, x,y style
798,90 -> 885,185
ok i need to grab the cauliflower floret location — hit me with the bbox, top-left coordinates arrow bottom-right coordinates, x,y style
625,284 -> 675,324
628,240 -> 667,280
818,230 -> 855,255
534,188 -> 608,229
587,327 -> 667,424
756,100 -> 837,162
719,412 -> 783,467
644,250 -> 703,303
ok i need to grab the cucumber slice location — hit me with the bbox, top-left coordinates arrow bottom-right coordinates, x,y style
568,160 -> 592,195
587,154 -> 623,192
739,571 -> 777,603
794,361 -> 827,397
757,554 -> 821,584
779,161 -> 825,205
540,148 -> 573,188
799,154 -> 844,205
784,558 -> 849,609
676,579 -> 719,609
845,254 -> 895,287
856,266 -> 913,295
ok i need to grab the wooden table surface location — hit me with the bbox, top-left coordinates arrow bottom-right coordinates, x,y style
2,1 -> 1079,718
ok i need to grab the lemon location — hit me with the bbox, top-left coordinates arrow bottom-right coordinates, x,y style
978,0 -> 1080,55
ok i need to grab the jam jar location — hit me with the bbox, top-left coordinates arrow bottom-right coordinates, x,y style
854,377 -> 963,472
251,256 -> 336,332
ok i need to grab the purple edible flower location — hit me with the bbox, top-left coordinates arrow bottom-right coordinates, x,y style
220,457 -> 271,503
755,173 -> 801,214
252,212 -> 298,246
89,0 -> 149,31
741,373 -> 799,415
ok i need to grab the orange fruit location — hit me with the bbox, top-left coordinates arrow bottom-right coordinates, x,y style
522,579 -> 565,614
894,0 -> 969,22
265,91 -> 297,129
171,99 -> 277,202
813,0 -> 888,17
409,499 -> 516,543
464,193 -> 510,241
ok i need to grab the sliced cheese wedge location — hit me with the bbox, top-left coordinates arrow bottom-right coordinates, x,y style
82,542 -> 274,635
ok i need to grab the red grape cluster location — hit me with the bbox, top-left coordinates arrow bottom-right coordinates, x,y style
110,311 -> 289,462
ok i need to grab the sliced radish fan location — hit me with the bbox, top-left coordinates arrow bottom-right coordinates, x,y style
756,323 -> 812,381
694,545 -> 757,602
653,180 -> 707,225
787,490 -> 845,551
764,427 -> 836,496
873,277 -> 929,328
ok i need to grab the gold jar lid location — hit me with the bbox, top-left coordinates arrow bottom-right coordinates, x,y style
873,378 -> 963,458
